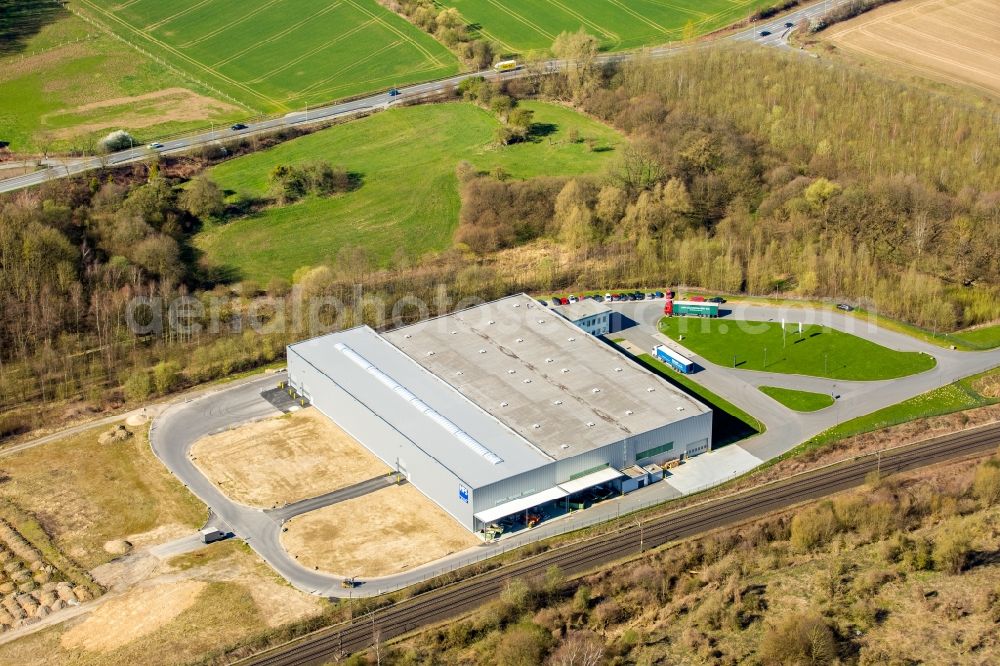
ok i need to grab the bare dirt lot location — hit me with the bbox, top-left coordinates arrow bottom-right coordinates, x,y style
280,484 -> 478,578
190,408 -> 390,508
0,540 -> 322,666
824,0 -> 1000,96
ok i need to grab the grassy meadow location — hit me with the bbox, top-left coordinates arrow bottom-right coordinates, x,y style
443,0 -> 777,52
78,0 -> 459,111
659,318 -> 936,381
196,101 -> 625,283
0,12 -> 240,152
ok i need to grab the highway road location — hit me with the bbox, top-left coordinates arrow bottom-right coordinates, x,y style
0,0 -> 855,195
241,421 -> 1000,665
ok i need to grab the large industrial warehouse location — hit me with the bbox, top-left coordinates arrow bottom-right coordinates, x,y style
286,294 -> 712,535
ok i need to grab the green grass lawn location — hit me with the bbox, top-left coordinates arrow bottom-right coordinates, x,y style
0,13 -> 241,152
775,366 -> 1000,463
758,386 -> 835,412
635,353 -> 763,447
196,101 -> 624,283
443,0 -> 777,53
79,0 -> 459,112
659,317 -> 936,381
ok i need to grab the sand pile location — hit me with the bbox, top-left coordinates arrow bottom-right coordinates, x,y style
98,425 -> 133,445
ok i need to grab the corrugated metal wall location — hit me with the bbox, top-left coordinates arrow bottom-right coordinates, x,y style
288,349 -> 477,530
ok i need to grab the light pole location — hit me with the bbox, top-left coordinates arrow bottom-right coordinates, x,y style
635,518 -> 644,554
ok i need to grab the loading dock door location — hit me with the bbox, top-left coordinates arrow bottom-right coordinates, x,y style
474,487 -> 569,524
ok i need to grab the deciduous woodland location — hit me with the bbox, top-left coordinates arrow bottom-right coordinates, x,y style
1,46 -> 997,436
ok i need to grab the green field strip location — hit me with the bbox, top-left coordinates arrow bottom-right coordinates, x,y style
291,39 -> 406,96
207,1 -> 348,69
143,0 -> 216,33
541,0 -> 620,43
243,15 -> 371,86
295,60 -> 444,102
604,0 -> 672,37
178,0 -> 287,48
485,0 -> 556,41
77,0 -> 283,110
343,0 -> 446,67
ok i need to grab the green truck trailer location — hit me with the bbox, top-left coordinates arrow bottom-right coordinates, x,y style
664,300 -> 719,317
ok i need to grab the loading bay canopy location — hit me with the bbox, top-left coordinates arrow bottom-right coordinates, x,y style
557,466 -> 625,495
474,467 -> 626,523
475,487 -> 568,524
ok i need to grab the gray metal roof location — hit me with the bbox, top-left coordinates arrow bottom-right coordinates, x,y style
552,299 -> 611,322
384,294 -> 709,460
288,326 -> 550,488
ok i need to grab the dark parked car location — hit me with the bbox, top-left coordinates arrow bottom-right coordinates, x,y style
230,123 -> 248,131
760,30 -> 771,37
836,303 -> 854,311
708,296 -> 726,304
537,299 -> 548,306
388,88 -> 401,97
785,22 -> 794,28
654,291 -> 664,299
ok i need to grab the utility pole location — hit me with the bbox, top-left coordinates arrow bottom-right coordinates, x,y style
636,518 -> 644,554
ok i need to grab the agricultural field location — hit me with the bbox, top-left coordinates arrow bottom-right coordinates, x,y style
658,318 -> 936,380
196,101 -> 625,283
77,0 -> 460,112
0,11 -> 239,153
443,0 -> 778,52
823,0 -> 1000,98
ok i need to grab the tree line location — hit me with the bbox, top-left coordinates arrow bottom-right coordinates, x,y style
0,43 -> 997,438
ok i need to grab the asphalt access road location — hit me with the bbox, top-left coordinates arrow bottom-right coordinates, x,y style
0,0 -> 856,194
611,299 -> 1000,460
241,421 -> 1000,665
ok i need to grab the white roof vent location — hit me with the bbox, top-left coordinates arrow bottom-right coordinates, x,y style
545,358 -> 554,363
586,421 -> 596,427
426,351 -> 435,356
516,338 -> 524,343
488,320 -> 495,325
500,401 -> 508,407
553,400 -> 563,405
456,371 -> 464,375
568,337 -> 576,342
513,303 -> 521,308
561,368 -> 569,373
592,387 -> 601,393
676,406 -> 685,411
625,409 -> 634,415
404,334 -> 412,339
537,319 -> 546,324
451,330 -> 458,335
507,369 -> 516,374
647,387 -> 655,392
560,444 -> 570,450
614,367 -> 623,372
479,349 -> 487,354
532,423 -> 541,429
523,379 -> 532,384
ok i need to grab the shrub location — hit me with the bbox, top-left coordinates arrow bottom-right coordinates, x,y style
494,622 -> 553,666
101,130 -> 135,152
933,527 -> 971,574
972,459 -> 1000,506
123,370 -> 152,402
790,503 -> 839,552
152,360 -> 181,395
759,610 -> 838,665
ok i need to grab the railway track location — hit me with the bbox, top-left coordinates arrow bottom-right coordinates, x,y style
244,422 -> 1000,666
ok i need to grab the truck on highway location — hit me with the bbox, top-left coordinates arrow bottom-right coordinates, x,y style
665,300 -> 719,317
494,60 -> 519,72
653,345 -> 694,374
